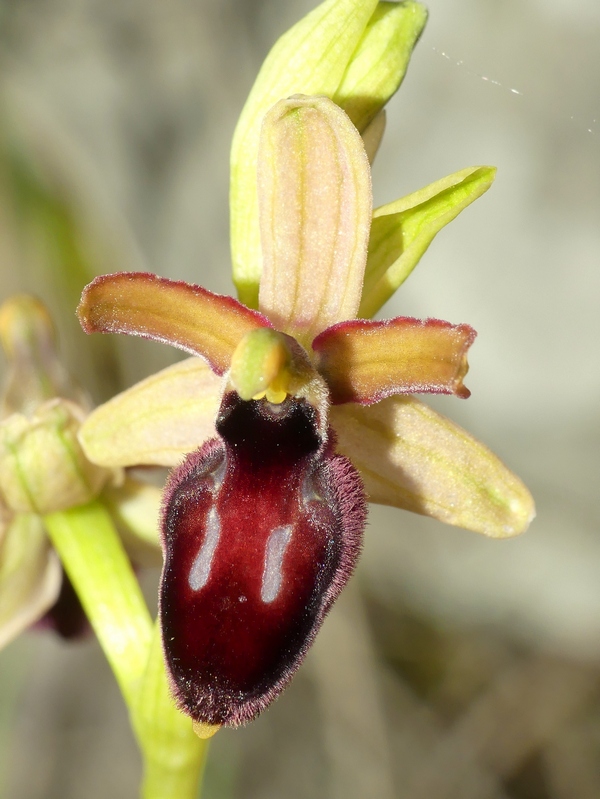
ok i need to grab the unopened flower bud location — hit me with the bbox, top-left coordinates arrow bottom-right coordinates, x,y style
333,1 -> 428,133
0,399 -> 108,514
0,294 -> 85,417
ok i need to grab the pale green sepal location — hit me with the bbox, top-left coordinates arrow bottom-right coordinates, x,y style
331,396 -> 535,538
44,501 -> 153,706
359,166 -> 497,318
134,620 -> 209,799
334,1 -> 428,133
79,357 -> 221,468
0,512 -> 61,649
103,478 -> 163,567
231,0 -> 378,309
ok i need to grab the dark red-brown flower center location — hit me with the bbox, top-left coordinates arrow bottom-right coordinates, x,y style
160,391 -> 365,726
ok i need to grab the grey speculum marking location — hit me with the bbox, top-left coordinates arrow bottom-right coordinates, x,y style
261,525 -> 293,603
211,455 -> 227,491
302,470 -> 324,507
188,505 -> 221,591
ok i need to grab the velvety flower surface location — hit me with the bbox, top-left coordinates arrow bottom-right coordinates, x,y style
77,93 -> 534,728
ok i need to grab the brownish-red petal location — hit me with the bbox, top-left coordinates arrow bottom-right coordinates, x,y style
78,272 -> 271,375
312,317 -> 476,404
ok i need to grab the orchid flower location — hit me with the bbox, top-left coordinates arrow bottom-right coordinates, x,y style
77,91 -> 534,736
75,0 -> 536,735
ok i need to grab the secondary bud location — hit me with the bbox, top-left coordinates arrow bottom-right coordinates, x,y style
0,294 -> 83,416
333,1 -> 428,133
0,399 -> 108,514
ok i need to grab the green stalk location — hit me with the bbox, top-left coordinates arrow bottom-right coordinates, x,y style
135,620 -> 209,799
44,500 -> 209,798
44,500 -> 152,705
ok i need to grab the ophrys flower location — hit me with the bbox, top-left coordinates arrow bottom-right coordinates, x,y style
77,95 -> 534,729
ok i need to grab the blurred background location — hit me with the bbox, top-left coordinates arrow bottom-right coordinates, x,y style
0,0 -> 599,797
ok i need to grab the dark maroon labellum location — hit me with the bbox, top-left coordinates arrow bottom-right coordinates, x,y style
160,391 -> 366,726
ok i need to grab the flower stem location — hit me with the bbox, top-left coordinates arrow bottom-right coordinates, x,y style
135,620 -> 209,799
44,500 -> 209,798
44,500 -> 152,705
